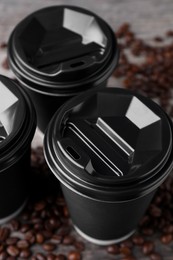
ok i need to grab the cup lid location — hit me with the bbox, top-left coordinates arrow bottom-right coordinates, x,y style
44,88 -> 173,201
10,6 -> 118,86
0,75 -> 36,169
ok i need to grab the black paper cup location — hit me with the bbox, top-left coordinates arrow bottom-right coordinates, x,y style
44,87 -> 173,245
8,5 -> 119,133
0,75 -> 36,223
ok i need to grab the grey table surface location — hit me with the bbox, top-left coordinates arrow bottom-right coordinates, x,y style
0,0 -> 173,259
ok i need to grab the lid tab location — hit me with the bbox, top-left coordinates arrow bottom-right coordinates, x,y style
0,81 -> 19,142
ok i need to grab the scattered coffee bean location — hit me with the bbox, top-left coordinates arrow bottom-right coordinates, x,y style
132,235 -> 144,246
17,239 -> 30,249
0,228 -> 10,242
5,237 -> 18,245
0,42 -> 7,48
1,57 -> 9,70
6,245 -> 19,257
35,252 -> 46,260
142,241 -> 155,255
68,251 -> 81,260
74,241 -> 85,251
107,244 -> 119,255
0,252 -> 8,260
42,242 -> 56,252
150,252 -> 162,260
19,249 -> 32,258
36,232 -> 45,244
160,233 -> 172,244
62,235 -> 75,245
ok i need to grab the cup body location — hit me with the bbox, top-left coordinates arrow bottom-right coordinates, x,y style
44,87 -> 173,244
0,148 -> 30,223
8,5 -> 119,133
0,75 -> 36,223
61,184 -> 155,245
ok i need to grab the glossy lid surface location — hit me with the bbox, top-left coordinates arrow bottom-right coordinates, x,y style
11,6 -> 117,83
44,88 -> 173,200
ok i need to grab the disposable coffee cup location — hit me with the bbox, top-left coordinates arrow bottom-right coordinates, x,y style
44,87 -> 173,245
0,75 -> 36,223
8,5 -> 119,133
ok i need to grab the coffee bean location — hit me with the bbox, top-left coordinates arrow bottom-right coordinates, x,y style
19,249 -> 31,258
35,253 -> 46,260
6,245 -> 19,257
0,42 -> 7,49
9,220 -> 20,231
142,241 -> 155,255
47,254 -> 56,260
34,201 -> 46,211
74,241 -> 85,251
62,235 -> 75,245
6,237 -> 19,245
107,244 -> 119,254
17,239 -> 30,249
0,252 -> 8,260
20,224 -> 31,233
0,228 -> 10,242
160,233 -> 172,244
1,57 -> 9,70
119,246 -> 132,256
36,233 -> 45,244
68,251 -> 81,260
50,234 -> 62,244
150,252 -> 162,260
0,245 -> 4,253
42,242 -> 56,252
132,235 -> 144,245
25,230 -> 36,244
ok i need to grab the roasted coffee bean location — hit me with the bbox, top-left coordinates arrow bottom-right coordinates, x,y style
6,237 -> 19,245
150,252 -> 162,260
9,220 -> 20,231
107,244 -> 119,254
19,249 -> 31,258
119,246 -> 132,256
47,254 -> 56,260
20,224 -> 31,233
74,241 -> 85,251
25,230 -> 36,244
35,252 -> 46,260
142,241 -> 155,255
50,234 -> 62,244
132,234 -> 144,245
42,242 -> 56,252
62,235 -> 75,245
34,201 -> 46,211
68,251 -> 81,260
1,57 -> 9,70
0,245 -> 4,253
6,245 -> 19,257
42,230 -> 53,239
160,233 -> 173,244
0,42 -> 7,48
0,252 -> 8,260
17,239 -> 30,249
0,228 -> 10,242
120,240 -> 133,249
36,233 -> 45,244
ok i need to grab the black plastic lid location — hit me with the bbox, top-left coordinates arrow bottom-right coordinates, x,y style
0,75 -> 36,170
44,88 -> 173,201
8,6 -> 118,92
